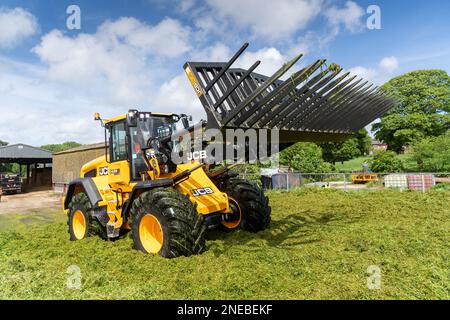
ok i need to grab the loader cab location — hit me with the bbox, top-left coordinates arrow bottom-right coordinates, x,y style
104,110 -> 181,181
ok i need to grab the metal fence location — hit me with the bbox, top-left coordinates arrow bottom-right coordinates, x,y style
239,171 -> 450,192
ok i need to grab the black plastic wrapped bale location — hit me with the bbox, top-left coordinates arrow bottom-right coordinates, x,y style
184,43 -> 398,144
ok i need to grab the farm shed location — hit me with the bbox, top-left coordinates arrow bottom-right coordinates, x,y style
52,143 -> 105,193
0,144 -> 52,189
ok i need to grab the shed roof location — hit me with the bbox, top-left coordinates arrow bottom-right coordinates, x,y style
0,144 -> 53,164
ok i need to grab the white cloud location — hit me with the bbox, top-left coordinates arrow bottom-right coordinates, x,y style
379,56 -> 399,73
325,1 -> 365,33
0,56 -> 104,145
203,0 -> 323,40
237,47 -> 286,76
0,7 -> 39,49
0,16 -> 198,145
176,0 -> 197,13
191,42 -> 232,61
349,56 -> 400,85
154,74 -> 204,120
348,66 -> 377,82
32,17 -> 192,107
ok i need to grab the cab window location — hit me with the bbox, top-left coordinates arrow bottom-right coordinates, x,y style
110,122 -> 128,162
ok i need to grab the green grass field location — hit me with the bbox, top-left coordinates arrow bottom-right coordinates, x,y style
335,156 -> 370,172
0,189 -> 449,300
335,154 -> 419,173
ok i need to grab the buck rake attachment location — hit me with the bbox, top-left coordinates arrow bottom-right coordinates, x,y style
184,43 -> 398,144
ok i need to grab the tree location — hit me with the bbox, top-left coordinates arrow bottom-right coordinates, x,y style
354,128 -> 372,155
411,132 -> 450,172
373,70 -> 450,152
369,151 -> 404,173
320,129 -> 370,165
40,141 -> 82,153
320,139 -> 361,165
0,140 -> 10,172
280,142 -> 332,173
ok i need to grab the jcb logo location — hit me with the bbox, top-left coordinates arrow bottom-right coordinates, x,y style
99,167 -> 108,176
192,187 -> 213,197
187,150 -> 207,161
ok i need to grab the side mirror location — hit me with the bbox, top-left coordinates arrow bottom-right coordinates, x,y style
127,109 -> 138,127
181,114 -> 192,129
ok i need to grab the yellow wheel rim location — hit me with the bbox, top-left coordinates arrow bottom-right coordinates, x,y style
139,214 -> 164,254
221,197 -> 242,229
72,210 -> 86,240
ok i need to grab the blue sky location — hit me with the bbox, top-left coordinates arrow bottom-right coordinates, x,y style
0,0 -> 449,145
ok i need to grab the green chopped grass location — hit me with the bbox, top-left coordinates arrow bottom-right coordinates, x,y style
0,189 -> 449,300
0,209 -> 64,233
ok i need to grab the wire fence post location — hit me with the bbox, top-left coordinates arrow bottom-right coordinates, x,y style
344,173 -> 347,190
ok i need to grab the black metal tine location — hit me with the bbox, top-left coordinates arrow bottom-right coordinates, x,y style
298,79 -> 371,131
201,68 -> 226,115
233,70 -> 258,96
355,100 -> 394,130
321,88 -> 383,132
311,82 -> 375,131
369,100 -> 397,123
243,60 -> 327,127
308,86 -> 375,131
224,72 -> 247,107
260,67 -> 342,128
328,92 -> 386,132
335,90 -> 385,130
222,53 -> 303,126
304,79 -> 375,130
212,61 -> 261,112
346,100 -> 391,133
205,42 -> 249,93
233,64 -> 313,127
343,93 -> 392,132
352,98 -> 395,130
268,69 -> 345,129
286,74 -> 362,129
283,75 -> 360,130
269,70 -> 349,129
215,68 -> 242,112
335,88 -> 385,130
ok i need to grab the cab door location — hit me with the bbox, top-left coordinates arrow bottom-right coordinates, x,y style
108,121 -> 131,188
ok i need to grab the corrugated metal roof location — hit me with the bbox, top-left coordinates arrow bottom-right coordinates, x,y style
0,144 -> 53,160
54,142 -> 105,155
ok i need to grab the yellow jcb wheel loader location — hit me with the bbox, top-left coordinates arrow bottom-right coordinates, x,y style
63,43 -> 397,258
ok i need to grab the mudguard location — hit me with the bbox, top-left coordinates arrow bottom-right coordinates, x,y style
64,178 -> 103,210
121,178 -> 174,219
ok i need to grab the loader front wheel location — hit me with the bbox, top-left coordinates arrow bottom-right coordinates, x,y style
130,188 -> 206,258
220,179 -> 271,232
67,193 -> 107,240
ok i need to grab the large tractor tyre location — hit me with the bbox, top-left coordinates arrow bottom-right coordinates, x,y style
220,178 -> 271,232
129,188 -> 206,258
67,193 -> 107,241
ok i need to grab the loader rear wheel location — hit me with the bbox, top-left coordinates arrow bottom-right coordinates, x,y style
220,178 -> 271,232
67,193 -> 107,240
129,188 -> 206,258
